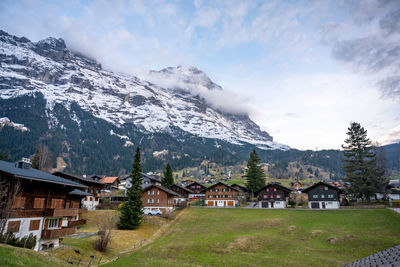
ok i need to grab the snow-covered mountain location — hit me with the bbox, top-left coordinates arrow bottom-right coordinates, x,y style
0,30 -> 287,150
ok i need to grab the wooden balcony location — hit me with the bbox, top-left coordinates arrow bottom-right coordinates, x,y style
45,208 -> 88,217
41,227 -> 76,239
11,209 -> 45,218
68,219 -> 87,227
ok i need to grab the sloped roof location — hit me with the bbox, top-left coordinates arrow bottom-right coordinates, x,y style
302,181 -> 343,193
53,171 -> 105,186
142,184 -> 179,196
185,181 -> 206,188
343,244 -> 400,267
68,189 -> 92,196
100,176 -> 120,184
231,183 -> 248,192
205,182 -> 239,192
0,160 -> 86,188
142,173 -> 161,182
171,183 -> 193,193
255,183 -> 292,194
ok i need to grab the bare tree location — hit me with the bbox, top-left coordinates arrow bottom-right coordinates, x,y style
0,176 -> 22,237
31,144 -> 52,172
93,213 -> 116,252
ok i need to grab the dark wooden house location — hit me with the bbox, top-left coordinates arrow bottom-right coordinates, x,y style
302,181 -> 343,209
204,182 -> 239,207
255,183 -> 292,208
0,159 -> 89,251
141,184 -> 178,214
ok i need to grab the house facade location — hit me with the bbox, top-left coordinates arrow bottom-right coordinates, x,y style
53,171 -> 105,210
0,159 -> 89,251
256,183 -> 292,208
170,184 -> 193,205
302,181 -> 342,209
99,176 -> 120,191
204,182 -> 239,207
230,183 -> 248,201
141,184 -> 178,214
186,182 -> 206,198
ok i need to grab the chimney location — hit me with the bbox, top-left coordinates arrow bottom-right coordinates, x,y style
16,157 -> 32,169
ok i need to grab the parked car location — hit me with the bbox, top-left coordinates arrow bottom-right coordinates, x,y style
143,208 -> 162,216
150,208 -> 162,216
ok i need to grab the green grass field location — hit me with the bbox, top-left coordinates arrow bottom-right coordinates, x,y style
105,208 -> 400,267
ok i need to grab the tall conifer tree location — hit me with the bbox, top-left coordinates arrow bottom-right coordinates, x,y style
118,147 -> 143,229
245,149 -> 265,197
342,122 -> 387,203
161,163 -> 174,189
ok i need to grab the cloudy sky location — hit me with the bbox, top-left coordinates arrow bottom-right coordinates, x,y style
1,0 -> 399,150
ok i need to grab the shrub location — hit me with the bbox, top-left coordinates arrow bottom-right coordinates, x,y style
288,200 -> 296,208
0,232 -> 36,249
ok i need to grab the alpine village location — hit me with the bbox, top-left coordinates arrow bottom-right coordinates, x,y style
1,2 -> 400,267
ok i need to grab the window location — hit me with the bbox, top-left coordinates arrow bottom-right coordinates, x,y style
148,199 -> 154,203
312,194 -> 318,198
264,194 -> 267,199
7,221 -> 20,233
328,194 -> 334,198
48,218 -> 60,229
215,189 -> 219,192
157,199 -> 160,203
274,188 -> 277,192
29,220 -> 40,231
228,195 -> 232,198
324,187 -> 328,190
228,188 -> 232,192
277,194 -> 281,198
157,191 -> 160,195
210,189 -> 213,192
321,194 -> 325,198
148,191 -> 154,195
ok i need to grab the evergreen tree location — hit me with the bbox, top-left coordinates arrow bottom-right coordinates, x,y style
342,122 -> 387,203
245,149 -> 265,197
161,163 -> 174,189
118,147 -> 143,229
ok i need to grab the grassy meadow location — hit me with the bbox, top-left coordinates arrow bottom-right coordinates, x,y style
106,208 -> 400,267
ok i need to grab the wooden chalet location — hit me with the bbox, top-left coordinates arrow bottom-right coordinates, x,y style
230,183 -> 248,201
302,181 -> 343,209
170,184 -> 193,205
141,173 -> 162,189
255,183 -> 291,208
141,184 -> 178,215
204,182 -> 239,207
185,181 -> 206,198
0,159 -> 89,251
53,171 -> 105,210
99,176 -> 120,191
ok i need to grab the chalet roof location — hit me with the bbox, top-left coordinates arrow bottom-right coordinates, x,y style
53,171 -> 105,186
231,183 -> 248,192
171,183 -> 193,193
0,160 -> 86,189
205,182 -> 239,192
185,181 -> 206,188
143,184 -> 179,196
302,181 -> 343,193
100,176 -> 120,184
255,183 -> 292,194
142,173 -> 161,182
68,189 -> 92,196
343,244 -> 400,267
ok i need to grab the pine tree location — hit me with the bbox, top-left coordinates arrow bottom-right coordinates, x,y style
342,122 -> 387,203
245,149 -> 265,197
161,163 -> 174,189
118,147 -> 143,229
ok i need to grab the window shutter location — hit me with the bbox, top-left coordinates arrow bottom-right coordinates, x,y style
7,221 -> 21,233
29,220 -> 40,231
